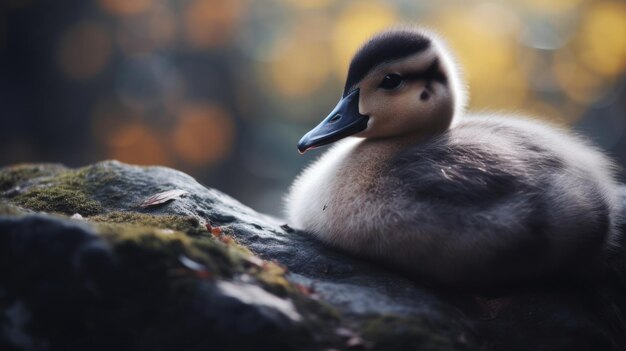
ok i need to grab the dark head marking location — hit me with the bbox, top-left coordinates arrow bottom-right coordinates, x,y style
343,28 -> 431,96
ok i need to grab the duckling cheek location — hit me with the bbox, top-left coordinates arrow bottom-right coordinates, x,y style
432,88 -> 454,120
396,92 -> 424,121
355,96 -> 381,136
357,92 -> 374,117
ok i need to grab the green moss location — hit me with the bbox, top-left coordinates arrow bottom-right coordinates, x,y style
89,213 -> 267,278
10,167 -> 102,216
95,221 -> 254,279
0,164 -> 64,192
90,212 -> 208,236
82,163 -> 127,207
15,186 -> 102,216
1,162 -> 347,348
255,261 -> 292,297
108,228 -> 220,276
92,216 -> 343,347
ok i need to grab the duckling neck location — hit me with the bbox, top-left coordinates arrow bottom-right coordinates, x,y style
341,133 -> 427,182
364,127 -> 447,150
337,130 -> 447,196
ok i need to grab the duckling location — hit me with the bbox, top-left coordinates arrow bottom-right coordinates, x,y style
285,27 -> 623,286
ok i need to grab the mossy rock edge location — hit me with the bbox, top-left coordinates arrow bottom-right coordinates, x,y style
2,161 -> 626,351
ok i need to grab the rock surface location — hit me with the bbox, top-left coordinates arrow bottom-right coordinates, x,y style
0,161 -> 625,351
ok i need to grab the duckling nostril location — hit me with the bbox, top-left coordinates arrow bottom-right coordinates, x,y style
329,114 -> 342,124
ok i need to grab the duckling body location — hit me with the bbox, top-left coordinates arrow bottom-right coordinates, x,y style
285,28 -> 623,286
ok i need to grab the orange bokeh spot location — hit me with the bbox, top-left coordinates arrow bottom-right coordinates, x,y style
182,0 -> 246,48
57,21 -> 112,80
171,103 -> 235,166
99,0 -> 154,16
107,122 -> 172,166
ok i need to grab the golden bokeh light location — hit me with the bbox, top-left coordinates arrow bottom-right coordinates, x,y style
331,2 -> 397,77
578,1 -> 626,76
182,0 -> 246,48
267,25 -> 331,97
57,21 -> 112,80
172,103 -> 236,166
107,121 -> 172,166
281,0 -> 333,9
99,0 -> 154,16
436,6 -> 527,109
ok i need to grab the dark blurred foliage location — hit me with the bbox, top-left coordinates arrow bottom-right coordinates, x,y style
1,0 -> 625,216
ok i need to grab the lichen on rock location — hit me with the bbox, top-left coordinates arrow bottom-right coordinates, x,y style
0,213 -> 343,350
90,212 -> 208,237
4,165 -> 102,216
0,164 -> 64,192
1,160 -> 625,351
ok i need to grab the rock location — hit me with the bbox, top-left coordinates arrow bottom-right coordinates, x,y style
0,160 -> 625,351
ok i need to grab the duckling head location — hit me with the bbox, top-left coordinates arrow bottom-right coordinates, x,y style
298,28 -> 467,153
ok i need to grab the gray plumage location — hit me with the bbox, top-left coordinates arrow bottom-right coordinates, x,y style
285,28 -> 623,286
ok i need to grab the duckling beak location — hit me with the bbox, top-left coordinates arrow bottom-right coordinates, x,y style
297,89 -> 369,154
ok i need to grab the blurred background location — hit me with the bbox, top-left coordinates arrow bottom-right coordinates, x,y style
1,0 -> 625,216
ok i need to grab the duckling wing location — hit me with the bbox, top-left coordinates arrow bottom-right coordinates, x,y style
392,121 -> 564,207
386,117 -> 622,284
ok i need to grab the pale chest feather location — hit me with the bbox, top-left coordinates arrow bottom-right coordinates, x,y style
287,138 -> 406,242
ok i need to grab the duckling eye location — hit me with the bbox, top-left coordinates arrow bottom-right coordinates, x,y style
379,74 -> 403,90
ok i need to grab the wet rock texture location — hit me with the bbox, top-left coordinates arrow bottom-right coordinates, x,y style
0,161 -> 625,351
